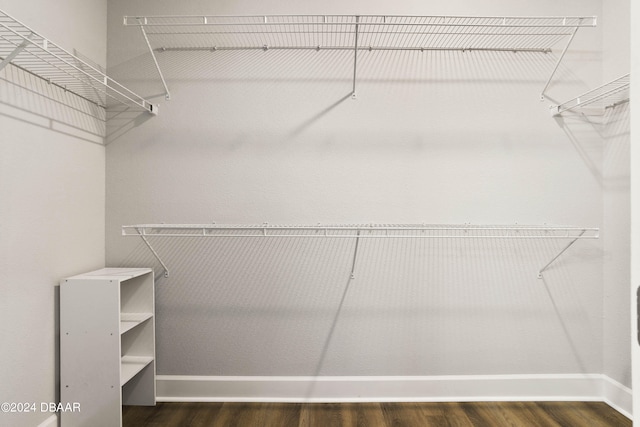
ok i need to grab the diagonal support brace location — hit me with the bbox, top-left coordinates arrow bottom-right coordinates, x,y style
349,230 -> 362,279
351,15 -> 360,99
540,21 -> 582,100
537,229 -> 586,278
138,19 -> 171,100
135,227 -> 170,278
0,35 -> 32,72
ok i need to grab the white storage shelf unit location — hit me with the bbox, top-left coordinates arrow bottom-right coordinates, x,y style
60,268 -> 155,427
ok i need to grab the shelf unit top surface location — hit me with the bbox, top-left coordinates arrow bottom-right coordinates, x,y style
0,8 -> 154,112
66,268 -> 152,281
124,14 -> 596,52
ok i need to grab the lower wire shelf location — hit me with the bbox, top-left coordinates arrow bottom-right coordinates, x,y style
122,223 -> 598,279
123,223 -> 598,239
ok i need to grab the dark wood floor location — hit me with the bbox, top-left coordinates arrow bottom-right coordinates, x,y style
123,401 -> 630,427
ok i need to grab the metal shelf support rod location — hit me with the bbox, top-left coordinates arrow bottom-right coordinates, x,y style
155,46 -> 552,53
349,230 -> 362,279
352,15 -> 359,99
537,229 -> 586,278
138,20 -> 171,101
135,227 -> 170,278
540,22 -> 581,100
0,35 -> 31,72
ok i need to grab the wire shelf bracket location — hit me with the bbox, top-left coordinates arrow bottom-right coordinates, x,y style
550,73 -> 630,116
0,8 -> 157,115
134,227 -> 171,278
0,32 -> 31,71
537,229 -> 586,278
123,14 -> 596,101
122,223 -> 599,280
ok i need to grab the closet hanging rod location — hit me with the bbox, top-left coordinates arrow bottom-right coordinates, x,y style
122,224 -> 599,239
0,8 -> 156,114
153,46 -> 553,53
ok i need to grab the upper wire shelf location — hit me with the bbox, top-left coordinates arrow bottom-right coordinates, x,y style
123,14 -> 597,100
123,15 -> 595,52
550,73 -> 630,116
0,9 -> 156,114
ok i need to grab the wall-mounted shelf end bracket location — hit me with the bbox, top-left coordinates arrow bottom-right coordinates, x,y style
540,16 -> 597,101
540,22 -> 580,100
0,34 -> 31,72
131,16 -> 172,101
537,228 -> 593,278
126,227 -> 169,278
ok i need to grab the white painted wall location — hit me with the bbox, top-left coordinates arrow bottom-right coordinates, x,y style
0,1 -> 106,426
105,0 -> 613,385
630,0 -> 640,420
601,0 -> 631,392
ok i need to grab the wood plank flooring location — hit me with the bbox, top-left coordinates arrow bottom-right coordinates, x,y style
123,401 -> 630,427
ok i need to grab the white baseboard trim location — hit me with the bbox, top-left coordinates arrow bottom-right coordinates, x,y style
157,373 -> 612,404
36,414 -> 58,427
602,375 -> 633,420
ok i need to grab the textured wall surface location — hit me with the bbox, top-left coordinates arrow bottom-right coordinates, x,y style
106,0 -> 611,380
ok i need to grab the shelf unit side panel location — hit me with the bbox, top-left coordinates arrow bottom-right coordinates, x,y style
60,278 -> 122,427
120,270 -> 156,407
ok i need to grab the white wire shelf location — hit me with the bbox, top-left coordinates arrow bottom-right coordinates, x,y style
123,223 -> 599,239
123,15 -> 595,51
0,8 -> 156,114
550,73 -> 630,116
123,223 -> 599,279
123,14 -> 596,100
